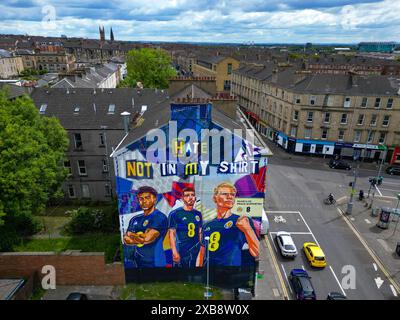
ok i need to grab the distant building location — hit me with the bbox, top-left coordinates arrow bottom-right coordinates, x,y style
0,50 -> 24,79
51,63 -> 121,88
358,42 -> 397,54
192,55 -> 239,93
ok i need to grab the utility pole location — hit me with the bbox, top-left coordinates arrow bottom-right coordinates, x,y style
369,144 -> 387,209
391,194 -> 400,237
346,161 -> 359,215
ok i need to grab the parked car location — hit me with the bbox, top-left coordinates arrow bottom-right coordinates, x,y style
386,166 -> 400,176
288,269 -> 316,300
66,292 -> 88,300
327,292 -> 347,300
275,231 -> 298,258
329,159 -> 351,170
303,242 -> 327,268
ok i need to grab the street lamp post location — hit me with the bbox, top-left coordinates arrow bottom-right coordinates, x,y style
204,236 -> 211,300
391,194 -> 400,237
369,144 -> 387,209
347,157 -> 359,215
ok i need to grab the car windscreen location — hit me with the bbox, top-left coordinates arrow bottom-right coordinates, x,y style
284,244 -> 296,251
315,256 -> 325,261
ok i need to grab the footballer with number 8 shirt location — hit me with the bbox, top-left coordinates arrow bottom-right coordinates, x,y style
196,182 -> 259,267
168,187 -> 202,268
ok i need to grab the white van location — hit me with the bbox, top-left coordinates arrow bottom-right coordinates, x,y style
260,209 -> 269,236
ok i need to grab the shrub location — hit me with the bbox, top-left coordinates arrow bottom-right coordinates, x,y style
65,206 -> 119,235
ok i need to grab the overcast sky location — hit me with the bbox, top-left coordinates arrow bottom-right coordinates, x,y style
0,0 -> 399,43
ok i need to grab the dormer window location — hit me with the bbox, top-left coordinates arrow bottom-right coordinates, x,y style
108,104 -> 115,114
39,104 -> 47,114
74,106 -> 80,114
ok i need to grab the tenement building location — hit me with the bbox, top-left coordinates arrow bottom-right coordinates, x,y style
231,63 -> 400,165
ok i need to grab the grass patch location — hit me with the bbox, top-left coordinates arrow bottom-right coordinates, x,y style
120,282 -> 223,300
35,216 -> 71,237
13,233 -> 121,263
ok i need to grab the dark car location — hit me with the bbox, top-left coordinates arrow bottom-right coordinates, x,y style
66,292 -> 88,300
288,269 -> 316,300
327,292 -> 347,300
386,166 -> 400,176
329,159 -> 351,170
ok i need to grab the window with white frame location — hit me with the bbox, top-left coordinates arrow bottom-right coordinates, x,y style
323,112 -> 330,123
293,110 -> 299,121
304,128 -> 312,139
74,133 -> 82,149
379,132 -> 386,144
374,98 -> 381,109
357,114 -> 365,125
81,184 -> 90,198
354,130 -> 362,142
344,97 -> 351,108
387,98 -> 394,109
64,160 -> 72,176
370,114 -> 378,126
321,129 -> 328,140
290,126 -> 297,137
361,97 -> 368,108
382,115 -> 390,127
307,111 -> 314,122
338,130 -> 345,141
77,160 -> 87,176
367,131 -> 375,143
310,96 -> 316,106
341,113 -> 348,124
68,185 -> 76,198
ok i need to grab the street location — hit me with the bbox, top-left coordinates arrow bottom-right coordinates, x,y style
266,160 -> 400,300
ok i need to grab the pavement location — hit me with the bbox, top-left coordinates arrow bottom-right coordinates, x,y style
261,138 -> 400,299
41,285 -> 121,300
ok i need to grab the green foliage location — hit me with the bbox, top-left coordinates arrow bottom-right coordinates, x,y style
0,89 -> 68,249
64,205 -> 119,235
122,48 -> 177,89
120,282 -> 223,300
13,233 -> 121,263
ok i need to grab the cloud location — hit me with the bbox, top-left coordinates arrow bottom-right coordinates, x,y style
0,0 -> 398,43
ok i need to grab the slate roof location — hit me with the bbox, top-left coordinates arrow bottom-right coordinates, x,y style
0,83 -> 31,99
30,88 -> 170,130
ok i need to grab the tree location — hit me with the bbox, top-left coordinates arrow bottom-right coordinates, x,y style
120,48 -> 177,89
0,88 -> 68,249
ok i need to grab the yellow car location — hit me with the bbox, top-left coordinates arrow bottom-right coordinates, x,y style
303,242 -> 327,268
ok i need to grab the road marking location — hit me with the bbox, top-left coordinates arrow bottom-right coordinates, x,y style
269,232 -> 313,235
336,196 -> 348,204
375,185 -> 383,197
365,219 -> 371,224
281,264 -> 293,294
301,265 -> 305,270
264,237 -> 289,300
375,277 -> 384,289
378,186 -> 400,191
390,285 -> 398,297
273,288 -> 280,297
373,263 -> 378,272
329,266 -> 347,297
266,211 -> 301,214
274,215 -> 287,223
297,211 -> 320,247
336,207 -> 400,295
269,233 -> 278,253
382,181 -> 400,186
350,217 -> 355,221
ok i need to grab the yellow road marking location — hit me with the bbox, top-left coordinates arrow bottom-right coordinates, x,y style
264,236 -> 289,300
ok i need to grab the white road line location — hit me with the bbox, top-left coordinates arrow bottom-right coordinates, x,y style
390,285 -> 398,297
266,211 -> 301,214
382,182 -> 400,187
365,219 -> 371,224
379,187 -> 400,192
376,195 -> 398,200
281,264 -> 293,294
297,211 -> 320,247
269,232 -> 313,235
373,263 -> 378,272
269,233 -> 278,253
374,185 -> 383,197
329,266 -> 347,297
302,265 -> 305,270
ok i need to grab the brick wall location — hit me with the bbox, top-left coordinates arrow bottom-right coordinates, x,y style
0,251 -> 125,286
